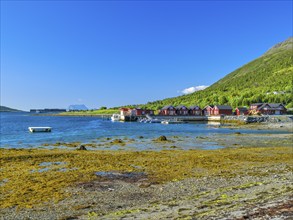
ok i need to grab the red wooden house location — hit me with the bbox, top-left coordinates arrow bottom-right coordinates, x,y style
249,103 -> 264,111
189,106 -> 202,116
175,105 -> 189,115
159,105 -> 176,116
133,108 -> 154,116
203,105 -> 214,116
235,107 -> 248,115
250,103 -> 287,115
213,105 -> 233,115
120,108 -> 134,116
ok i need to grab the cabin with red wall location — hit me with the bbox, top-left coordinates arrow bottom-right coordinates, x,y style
203,105 -> 214,116
250,103 -> 287,115
120,108 -> 134,116
235,107 -> 248,115
160,105 -> 176,116
133,108 -> 154,116
175,105 -> 189,115
189,106 -> 202,116
213,105 -> 233,115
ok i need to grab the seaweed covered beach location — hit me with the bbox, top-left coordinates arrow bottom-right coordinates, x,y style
1,134 -> 293,219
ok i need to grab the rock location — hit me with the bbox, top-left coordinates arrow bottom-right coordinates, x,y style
235,132 -> 241,135
79,145 -> 87,150
111,139 -> 124,144
155,136 -> 168,141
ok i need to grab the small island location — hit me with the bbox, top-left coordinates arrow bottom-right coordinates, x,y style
0,106 -> 22,112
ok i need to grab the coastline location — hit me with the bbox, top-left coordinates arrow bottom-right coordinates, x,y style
220,121 -> 293,132
1,114 -> 292,219
1,144 -> 292,219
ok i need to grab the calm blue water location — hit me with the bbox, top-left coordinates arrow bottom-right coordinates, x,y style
0,112 -> 288,149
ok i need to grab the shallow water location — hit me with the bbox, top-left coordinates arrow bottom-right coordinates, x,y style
0,112 -> 290,150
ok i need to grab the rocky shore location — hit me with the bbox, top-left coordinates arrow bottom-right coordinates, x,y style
222,115 -> 293,131
1,143 -> 292,219
2,170 -> 292,220
1,119 -> 292,219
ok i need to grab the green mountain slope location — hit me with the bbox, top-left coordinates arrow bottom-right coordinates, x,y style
0,106 -> 22,112
139,37 -> 293,109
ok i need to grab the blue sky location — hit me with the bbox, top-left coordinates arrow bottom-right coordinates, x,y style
1,1 -> 292,111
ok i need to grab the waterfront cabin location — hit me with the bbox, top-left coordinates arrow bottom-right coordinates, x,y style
249,103 -> 264,111
235,107 -> 248,116
203,105 -> 214,116
133,108 -> 154,116
250,103 -> 287,115
213,105 -> 233,115
159,105 -> 176,116
189,106 -> 202,116
120,108 -> 135,116
175,105 -> 189,116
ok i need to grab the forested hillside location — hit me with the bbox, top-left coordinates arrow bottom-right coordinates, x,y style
135,37 -> 293,110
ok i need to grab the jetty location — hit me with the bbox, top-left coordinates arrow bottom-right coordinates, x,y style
28,127 -> 52,132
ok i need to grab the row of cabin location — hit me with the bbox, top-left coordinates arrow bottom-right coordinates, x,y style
159,105 -> 234,116
159,105 -> 202,116
159,103 -> 287,116
120,103 -> 287,117
120,108 -> 155,116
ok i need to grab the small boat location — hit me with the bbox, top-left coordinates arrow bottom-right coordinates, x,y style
111,114 -> 121,121
28,127 -> 52,132
149,119 -> 162,123
161,120 -> 186,124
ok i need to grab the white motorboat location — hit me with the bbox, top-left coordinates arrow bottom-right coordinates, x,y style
28,127 -> 52,132
111,114 -> 121,121
161,120 -> 186,124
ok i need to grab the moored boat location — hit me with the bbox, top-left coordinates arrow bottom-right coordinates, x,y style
111,114 -> 121,121
28,127 -> 52,132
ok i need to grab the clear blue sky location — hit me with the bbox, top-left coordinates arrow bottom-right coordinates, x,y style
1,0 -> 292,111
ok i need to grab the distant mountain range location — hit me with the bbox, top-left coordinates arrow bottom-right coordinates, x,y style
138,37 -> 293,109
0,106 -> 23,112
68,104 -> 88,111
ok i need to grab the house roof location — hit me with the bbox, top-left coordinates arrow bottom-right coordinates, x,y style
251,103 -> 265,106
189,106 -> 201,110
120,107 -> 131,111
268,103 -> 284,108
161,105 -> 175,110
258,103 -> 286,110
214,105 -> 233,110
203,105 -> 214,110
176,105 -> 187,110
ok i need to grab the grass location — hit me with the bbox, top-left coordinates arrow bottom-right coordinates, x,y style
58,109 -> 119,116
0,147 -> 292,208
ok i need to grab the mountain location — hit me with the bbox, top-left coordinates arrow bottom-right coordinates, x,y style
139,37 -> 293,109
0,106 -> 23,112
68,104 -> 88,111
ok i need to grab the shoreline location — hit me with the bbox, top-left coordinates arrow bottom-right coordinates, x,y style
1,114 -> 292,219
1,145 -> 292,219
220,121 -> 293,132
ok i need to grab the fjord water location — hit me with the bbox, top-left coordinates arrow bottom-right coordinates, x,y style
0,112 -> 286,149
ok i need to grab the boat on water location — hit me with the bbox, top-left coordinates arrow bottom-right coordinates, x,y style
28,127 -> 52,132
111,114 -> 121,121
161,120 -> 186,124
149,118 -> 162,123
